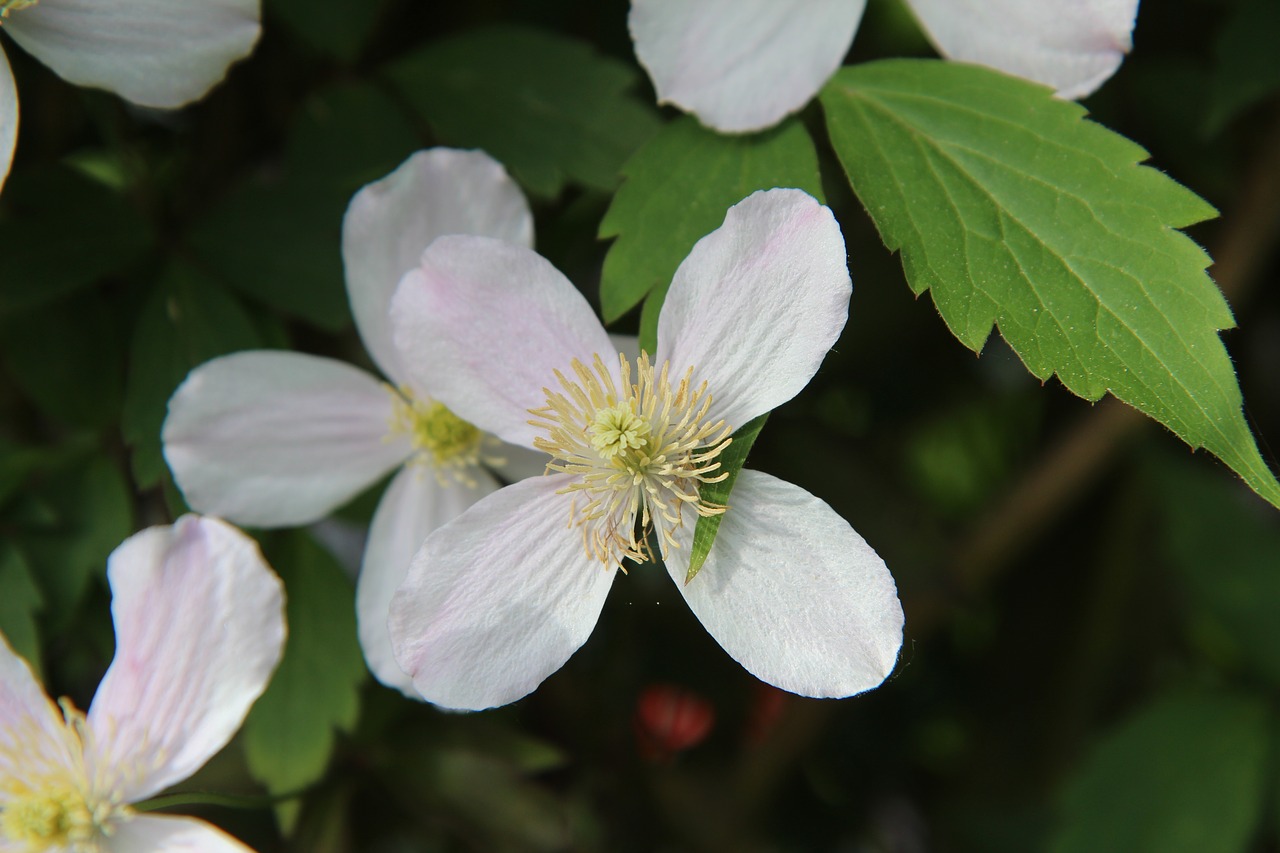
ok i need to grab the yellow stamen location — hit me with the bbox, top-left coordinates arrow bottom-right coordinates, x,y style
0,0 -> 38,21
529,352 -> 732,567
387,388 -> 500,487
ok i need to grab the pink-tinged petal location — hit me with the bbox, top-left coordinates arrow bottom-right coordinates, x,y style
343,148 -> 534,386
0,633 -> 81,796
87,516 -> 285,802
907,0 -> 1139,99
656,189 -> 850,432
391,236 -> 616,449
5,0 -> 259,109
629,0 -> 865,132
163,350 -> 411,528
389,475 -> 616,711
104,814 -> 254,852
668,471 -> 903,698
0,47 -> 15,196
357,465 -> 498,696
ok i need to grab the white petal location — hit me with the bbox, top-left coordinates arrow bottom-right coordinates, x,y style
342,148 -> 534,385
0,47 -> 16,196
668,470 -> 903,698
656,189 -> 850,432
907,0 -> 1139,99
87,515 -> 285,802
389,475 -> 616,711
629,0 -> 865,132
0,633 -> 81,796
357,465 -> 498,697
489,440 -> 551,485
5,0 -> 259,109
163,350 -> 410,528
104,814 -> 254,853
390,236 -> 616,449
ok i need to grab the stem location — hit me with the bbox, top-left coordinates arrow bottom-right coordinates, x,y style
133,788 -> 304,812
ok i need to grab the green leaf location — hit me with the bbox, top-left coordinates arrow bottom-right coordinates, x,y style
598,116 -> 825,324
1154,456 -> 1280,685
0,290 -> 126,429
267,0 -> 385,62
385,25 -> 661,197
686,414 -> 768,584
0,543 -> 44,674
0,166 -> 151,316
187,84 -> 415,332
243,531 -> 366,833
21,455 -> 133,627
122,263 -> 265,488
1050,690 -> 1270,853
820,59 -> 1280,510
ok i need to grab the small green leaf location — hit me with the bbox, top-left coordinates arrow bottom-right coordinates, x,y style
244,531 -> 366,833
0,166 -> 151,316
1050,690 -> 1270,853
122,264 -> 265,488
286,84 -> 420,196
0,543 -> 44,674
820,59 -> 1280,510
1154,456 -> 1280,686
686,414 -> 768,584
385,26 -> 661,197
598,116 -> 825,323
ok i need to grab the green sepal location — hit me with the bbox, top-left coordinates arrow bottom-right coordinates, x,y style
685,413 -> 768,584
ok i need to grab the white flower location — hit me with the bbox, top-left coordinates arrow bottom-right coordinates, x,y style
0,0 -> 261,192
161,148 -> 545,697
0,514 -> 285,853
628,0 -> 1141,132
386,187 -> 905,711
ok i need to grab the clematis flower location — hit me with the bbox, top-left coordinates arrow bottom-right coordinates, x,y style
387,187 -> 905,711
0,0 -> 260,192
628,0 -> 1141,132
0,514 -> 285,853
162,148 -> 543,697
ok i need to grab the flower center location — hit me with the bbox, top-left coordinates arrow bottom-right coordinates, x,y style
1,786 -> 104,850
388,388 -> 496,487
529,352 -> 732,566
0,0 -> 38,21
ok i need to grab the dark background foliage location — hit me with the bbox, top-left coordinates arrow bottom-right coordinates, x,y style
1,0 -> 1278,850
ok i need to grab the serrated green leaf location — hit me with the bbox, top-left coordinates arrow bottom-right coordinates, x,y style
686,414 -> 767,584
1050,690 -> 1270,853
244,531 -> 365,833
1154,456 -> 1280,685
598,116 -> 824,323
385,25 -> 661,197
0,166 -> 151,316
0,543 -> 43,674
122,263 -> 265,488
820,59 -> 1280,510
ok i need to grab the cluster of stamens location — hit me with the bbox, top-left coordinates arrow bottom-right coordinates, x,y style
0,699 -> 128,852
529,352 -> 732,567
387,388 -> 501,487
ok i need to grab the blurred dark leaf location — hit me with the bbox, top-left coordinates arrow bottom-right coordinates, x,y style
244,530 -> 366,834
267,0 -> 386,62
122,262 -> 266,488
21,455 -> 133,629
1050,689 -> 1270,853
0,290 -> 126,429
1156,456 -> 1280,685
0,542 -> 43,675
187,83 -> 415,332
386,25 -> 661,197
600,116 -> 824,325
0,166 -> 151,315
1205,0 -> 1280,134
